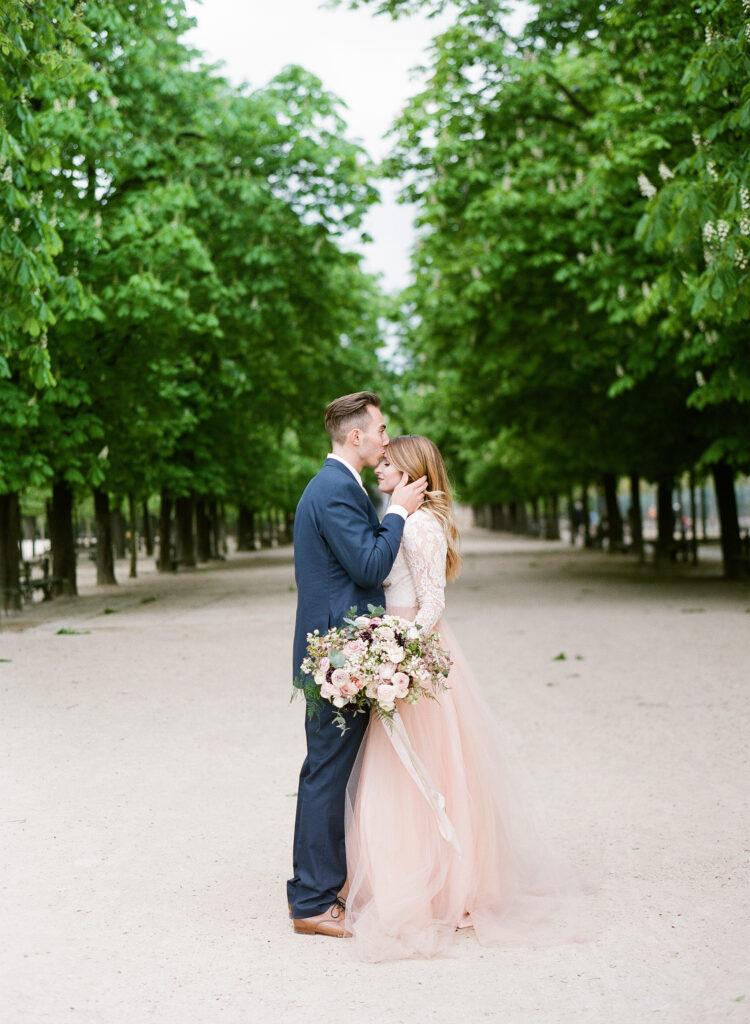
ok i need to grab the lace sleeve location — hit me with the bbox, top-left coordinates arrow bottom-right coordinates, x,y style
401,512 -> 447,633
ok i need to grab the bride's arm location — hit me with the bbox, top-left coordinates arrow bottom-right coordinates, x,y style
402,514 -> 448,633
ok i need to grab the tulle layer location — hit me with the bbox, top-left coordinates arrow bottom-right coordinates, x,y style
345,609 -> 587,962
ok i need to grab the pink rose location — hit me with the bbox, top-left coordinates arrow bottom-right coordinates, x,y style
392,672 -> 409,697
319,656 -> 330,672
331,669 -> 351,690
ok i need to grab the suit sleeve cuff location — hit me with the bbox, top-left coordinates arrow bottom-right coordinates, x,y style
385,504 -> 408,520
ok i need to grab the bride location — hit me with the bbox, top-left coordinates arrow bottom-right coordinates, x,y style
344,435 -> 576,960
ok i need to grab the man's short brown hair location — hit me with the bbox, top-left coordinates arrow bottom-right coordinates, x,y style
325,391 -> 381,444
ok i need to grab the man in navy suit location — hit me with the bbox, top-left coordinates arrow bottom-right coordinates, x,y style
288,391 -> 427,937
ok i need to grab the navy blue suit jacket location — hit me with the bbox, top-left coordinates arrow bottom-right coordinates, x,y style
292,458 -> 405,681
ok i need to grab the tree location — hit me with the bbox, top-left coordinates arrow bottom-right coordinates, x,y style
2,1 -> 390,607
344,0 -> 749,575
0,0 -> 94,604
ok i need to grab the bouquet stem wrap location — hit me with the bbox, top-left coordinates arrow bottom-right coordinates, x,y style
387,709 -> 462,858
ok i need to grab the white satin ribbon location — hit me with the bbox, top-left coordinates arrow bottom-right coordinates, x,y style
386,709 -> 462,858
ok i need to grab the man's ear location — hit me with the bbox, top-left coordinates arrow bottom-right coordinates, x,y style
350,428 -> 360,447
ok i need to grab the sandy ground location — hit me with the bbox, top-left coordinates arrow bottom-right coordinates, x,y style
1,529 -> 749,1024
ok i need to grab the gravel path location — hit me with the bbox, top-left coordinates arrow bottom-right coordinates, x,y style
2,531 -> 748,1023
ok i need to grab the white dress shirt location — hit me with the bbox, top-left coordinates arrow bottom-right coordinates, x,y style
326,454 -> 407,520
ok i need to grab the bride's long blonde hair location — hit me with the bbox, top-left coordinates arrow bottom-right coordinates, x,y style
387,435 -> 462,582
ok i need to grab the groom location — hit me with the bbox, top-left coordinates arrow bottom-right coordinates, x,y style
288,391 -> 426,937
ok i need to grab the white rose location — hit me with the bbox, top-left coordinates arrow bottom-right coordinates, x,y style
376,683 -> 397,709
386,643 -> 405,663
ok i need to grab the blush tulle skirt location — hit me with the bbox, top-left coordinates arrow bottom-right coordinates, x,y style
344,609 -> 587,961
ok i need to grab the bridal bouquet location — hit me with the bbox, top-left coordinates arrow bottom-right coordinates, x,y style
296,605 -> 452,732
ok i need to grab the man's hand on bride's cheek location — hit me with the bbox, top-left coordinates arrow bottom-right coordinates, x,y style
393,473 -> 428,516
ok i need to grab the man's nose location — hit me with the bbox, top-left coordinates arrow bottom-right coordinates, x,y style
382,432 -> 390,445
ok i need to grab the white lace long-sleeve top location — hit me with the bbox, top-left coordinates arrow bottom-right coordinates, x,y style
382,508 -> 447,633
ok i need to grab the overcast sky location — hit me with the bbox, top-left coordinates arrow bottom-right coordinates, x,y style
184,1 -> 531,292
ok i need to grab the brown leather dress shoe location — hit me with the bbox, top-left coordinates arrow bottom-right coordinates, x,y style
292,899 -> 349,938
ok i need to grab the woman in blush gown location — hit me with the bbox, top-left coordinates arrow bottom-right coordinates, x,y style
344,435 -> 579,961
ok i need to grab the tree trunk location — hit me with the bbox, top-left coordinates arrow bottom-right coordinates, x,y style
712,461 -> 742,580
628,471 -> 644,560
175,496 -> 196,567
157,490 -> 173,572
111,504 -> 126,560
221,504 -> 230,554
507,502 -> 517,532
237,505 -> 255,551
22,514 -> 36,556
582,483 -> 592,547
689,471 -> 698,566
142,499 -> 153,557
543,493 -> 560,540
208,500 -> 222,558
529,497 -> 540,536
195,499 -> 211,562
656,476 -> 674,560
49,481 -> 77,596
260,508 -> 273,548
567,490 -> 576,546
93,488 -> 117,585
602,472 -> 624,551
128,492 -> 138,579
0,491 -> 21,612
515,500 -> 529,535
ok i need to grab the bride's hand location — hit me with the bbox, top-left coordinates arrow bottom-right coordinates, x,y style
392,473 -> 427,516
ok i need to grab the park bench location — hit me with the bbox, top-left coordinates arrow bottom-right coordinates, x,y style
20,557 -> 63,603
153,545 -> 181,572
644,537 -> 692,563
737,529 -> 750,575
